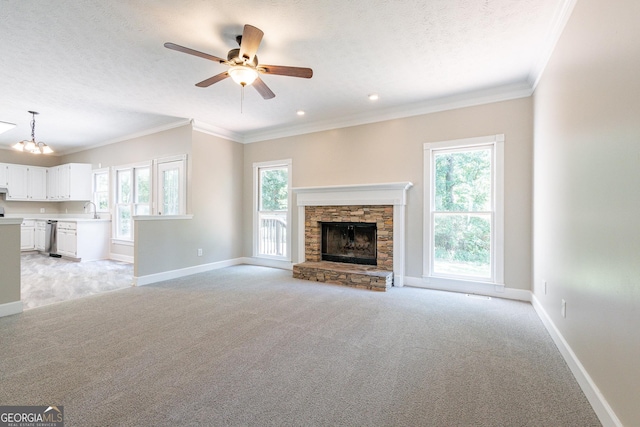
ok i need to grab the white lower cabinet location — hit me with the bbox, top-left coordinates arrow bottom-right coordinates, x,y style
57,222 -> 78,257
20,220 -> 36,251
35,220 -> 47,251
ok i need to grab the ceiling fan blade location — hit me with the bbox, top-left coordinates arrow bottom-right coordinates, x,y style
164,42 -> 226,63
196,72 -> 229,87
252,77 -> 275,99
238,25 -> 264,63
259,65 -> 313,79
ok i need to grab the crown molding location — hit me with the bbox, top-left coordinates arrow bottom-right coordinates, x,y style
191,120 -> 243,142
241,81 -> 533,144
527,0 -> 578,90
59,118 -> 193,156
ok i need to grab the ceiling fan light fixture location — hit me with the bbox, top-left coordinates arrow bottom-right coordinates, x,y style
228,66 -> 258,87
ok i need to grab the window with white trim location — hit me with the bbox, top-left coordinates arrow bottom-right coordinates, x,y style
114,163 -> 151,241
92,168 -> 110,212
253,159 -> 291,260
424,135 -> 504,284
154,155 -> 186,216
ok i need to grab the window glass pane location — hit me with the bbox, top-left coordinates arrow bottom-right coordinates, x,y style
434,148 -> 491,212
116,205 -> 132,239
135,204 -> 150,215
95,172 -> 109,192
96,192 -> 109,211
260,168 -> 288,211
433,213 -> 491,278
162,168 -> 179,215
117,170 -> 132,204
135,167 -> 150,204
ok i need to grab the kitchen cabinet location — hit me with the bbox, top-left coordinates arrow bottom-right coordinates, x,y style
48,163 -> 92,201
57,222 -> 77,257
57,220 -> 110,261
20,219 -> 36,251
46,167 -> 58,200
0,163 -> 8,187
35,220 -> 47,251
6,164 -> 47,201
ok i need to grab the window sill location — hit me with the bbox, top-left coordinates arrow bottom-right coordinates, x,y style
133,214 -> 193,221
112,239 -> 134,246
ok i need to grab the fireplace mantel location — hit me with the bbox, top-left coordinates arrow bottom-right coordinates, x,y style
293,182 -> 413,286
293,182 -> 413,207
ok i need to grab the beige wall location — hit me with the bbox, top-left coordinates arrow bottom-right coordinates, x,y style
533,0 -> 640,424
133,130 -> 244,277
243,97 -> 533,288
0,222 -> 21,306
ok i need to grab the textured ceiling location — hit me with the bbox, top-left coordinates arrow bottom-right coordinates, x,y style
0,0 -> 571,154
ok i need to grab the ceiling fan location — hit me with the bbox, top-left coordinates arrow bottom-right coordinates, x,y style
164,24 -> 313,99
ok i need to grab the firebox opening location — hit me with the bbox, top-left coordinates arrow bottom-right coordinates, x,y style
321,222 -> 377,266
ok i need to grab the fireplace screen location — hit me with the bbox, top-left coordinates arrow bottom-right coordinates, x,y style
321,222 -> 377,266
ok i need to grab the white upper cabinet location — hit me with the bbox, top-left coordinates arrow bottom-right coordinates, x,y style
28,166 -> 47,200
6,164 -> 30,200
6,164 -> 48,201
2,162 -> 92,202
0,163 -> 8,187
54,163 -> 92,201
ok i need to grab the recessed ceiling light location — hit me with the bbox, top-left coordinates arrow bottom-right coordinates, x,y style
368,94 -> 379,101
0,121 -> 16,135
297,110 -> 305,116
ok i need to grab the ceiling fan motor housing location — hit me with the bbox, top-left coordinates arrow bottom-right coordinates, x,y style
227,48 -> 258,66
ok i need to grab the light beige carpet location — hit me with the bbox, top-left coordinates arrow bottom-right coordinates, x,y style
0,265 -> 600,426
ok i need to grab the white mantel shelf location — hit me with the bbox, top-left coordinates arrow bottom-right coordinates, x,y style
293,181 -> 413,286
293,182 -> 413,207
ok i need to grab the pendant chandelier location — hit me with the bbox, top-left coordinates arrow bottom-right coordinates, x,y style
12,111 -> 53,155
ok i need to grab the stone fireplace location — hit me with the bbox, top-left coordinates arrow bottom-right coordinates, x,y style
292,182 -> 412,291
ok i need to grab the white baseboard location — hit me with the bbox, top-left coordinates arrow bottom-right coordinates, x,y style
404,275 -> 532,302
0,300 -> 23,318
531,295 -> 622,427
240,257 -> 294,270
134,258 -> 244,286
109,253 -> 134,263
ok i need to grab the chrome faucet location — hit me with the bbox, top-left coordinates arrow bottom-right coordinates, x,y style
84,201 -> 98,219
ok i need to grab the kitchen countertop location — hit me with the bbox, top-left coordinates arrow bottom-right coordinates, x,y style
4,215 -> 111,222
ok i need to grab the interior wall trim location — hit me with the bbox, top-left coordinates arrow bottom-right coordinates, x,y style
109,253 -> 134,264
403,275 -> 531,302
531,295 -> 622,427
0,300 -> 23,318
134,257 -> 245,286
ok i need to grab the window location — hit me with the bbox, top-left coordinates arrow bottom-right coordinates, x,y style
253,159 -> 291,260
424,135 -> 504,284
92,168 -> 109,212
114,163 -> 150,241
155,155 -> 186,215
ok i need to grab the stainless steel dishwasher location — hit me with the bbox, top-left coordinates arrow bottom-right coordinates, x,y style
45,220 -> 61,257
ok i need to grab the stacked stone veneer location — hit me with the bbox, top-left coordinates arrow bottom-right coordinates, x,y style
293,205 -> 394,291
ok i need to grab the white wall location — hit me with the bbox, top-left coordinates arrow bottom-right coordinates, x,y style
243,97 -> 533,290
532,0 -> 640,425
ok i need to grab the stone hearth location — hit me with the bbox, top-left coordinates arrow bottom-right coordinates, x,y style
292,182 -> 412,291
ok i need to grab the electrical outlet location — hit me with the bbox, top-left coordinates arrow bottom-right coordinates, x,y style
197,248 -> 203,257
40,208 -> 45,213
561,299 -> 566,318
